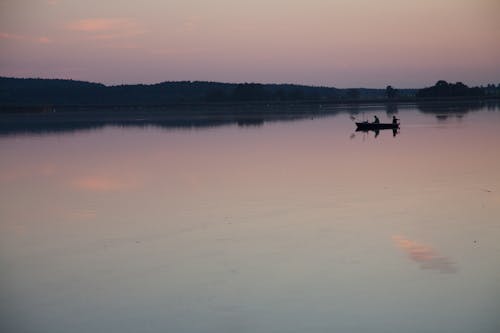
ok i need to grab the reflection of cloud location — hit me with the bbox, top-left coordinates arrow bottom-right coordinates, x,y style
393,235 -> 458,274
0,163 -> 56,183
71,176 -> 135,192
67,18 -> 146,40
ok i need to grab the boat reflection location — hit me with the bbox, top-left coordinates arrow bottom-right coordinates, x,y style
355,127 -> 399,138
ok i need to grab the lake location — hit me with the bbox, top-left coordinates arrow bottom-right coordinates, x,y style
1,102 -> 499,333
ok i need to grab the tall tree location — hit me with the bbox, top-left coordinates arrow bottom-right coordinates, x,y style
386,85 -> 397,99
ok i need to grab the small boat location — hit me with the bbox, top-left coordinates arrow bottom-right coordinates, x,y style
355,121 -> 399,130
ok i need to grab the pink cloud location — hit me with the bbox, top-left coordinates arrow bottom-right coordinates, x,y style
0,32 -> 24,40
180,16 -> 201,33
108,43 -> 140,49
71,176 -> 136,192
66,209 -> 97,220
1,32 -> 53,44
150,47 -> 202,56
37,37 -> 52,44
67,18 -> 146,39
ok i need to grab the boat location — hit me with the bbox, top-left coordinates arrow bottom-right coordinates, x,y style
355,121 -> 399,131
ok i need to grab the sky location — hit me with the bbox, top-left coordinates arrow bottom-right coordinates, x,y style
0,0 -> 499,88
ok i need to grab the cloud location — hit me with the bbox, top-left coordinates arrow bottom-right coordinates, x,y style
71,176 -> 136,192
0,32 -> 24,41
150,47 -> 202,56
108,43 -> 140,49
180,15 -> 201,33
68,18 -> 134,33
66,209 -> 97,220
67,18 -> 146,40
1,32 -> 52,44
392,235 -> 458,274
37,37 -> 52,44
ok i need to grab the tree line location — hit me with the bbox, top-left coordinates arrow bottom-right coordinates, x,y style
0,78 -> 343,106
1,77 -> 498,107
415,80 -> 496,98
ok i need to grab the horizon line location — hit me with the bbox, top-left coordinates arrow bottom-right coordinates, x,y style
1,75 -> 497,90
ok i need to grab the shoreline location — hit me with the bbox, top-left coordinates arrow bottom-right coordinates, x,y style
1,96 -> 498,113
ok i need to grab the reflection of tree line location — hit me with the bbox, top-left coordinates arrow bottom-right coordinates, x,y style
381,99 -> 499,119
0,119 -> 236,136
1,100 -> 498,136
416,100 -> 499,119
0,105 -> 334,136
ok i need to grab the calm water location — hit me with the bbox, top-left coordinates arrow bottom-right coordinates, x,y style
1,103 -> 500,333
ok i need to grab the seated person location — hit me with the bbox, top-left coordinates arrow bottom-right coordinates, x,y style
373,115 -> 380,124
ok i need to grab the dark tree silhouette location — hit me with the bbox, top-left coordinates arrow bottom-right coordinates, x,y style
346,89 -> 360,100
1,77 -> 353,106
417,80 -> 485,98
386,85 -> 398,99
232,83 -> 269,101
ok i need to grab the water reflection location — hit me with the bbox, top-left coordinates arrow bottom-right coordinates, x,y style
392,235 -> 458,274
1,104 -> 500,333
0,118 -> 239,136
1,100 -> 497,137
0,104 -> 334,136
416,100 -> 499,116
355,127 -> 399,138
385,102 -> 398,116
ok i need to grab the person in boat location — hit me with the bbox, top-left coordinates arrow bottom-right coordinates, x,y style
392,115 -> 399,125
373,115 -> 380,124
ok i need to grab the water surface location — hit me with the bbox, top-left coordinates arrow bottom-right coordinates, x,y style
1,103 -> 499,332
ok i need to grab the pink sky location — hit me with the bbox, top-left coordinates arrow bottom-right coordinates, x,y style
0,0 -> 499,87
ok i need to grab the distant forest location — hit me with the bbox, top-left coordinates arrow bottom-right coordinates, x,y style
416,80 -> 497,98
0,77 -> 498,107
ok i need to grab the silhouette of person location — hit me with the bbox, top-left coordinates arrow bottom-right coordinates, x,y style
392,115 -> 399,125
373,115 -> 380,124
